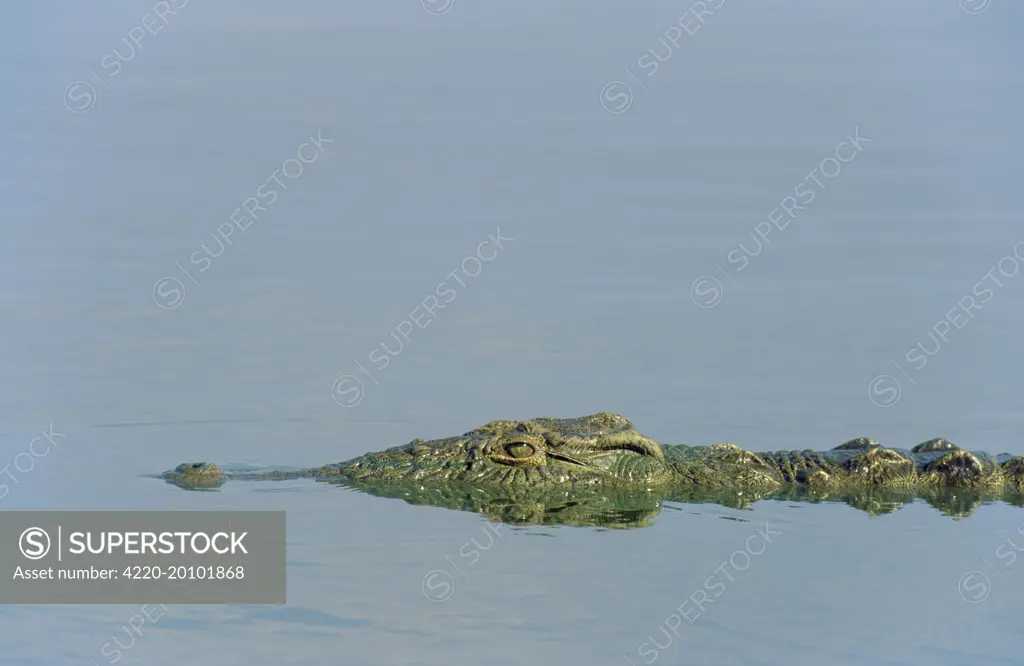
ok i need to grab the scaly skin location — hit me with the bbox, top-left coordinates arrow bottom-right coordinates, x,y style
161,413 -> 1024,524
163,413 -> 671,489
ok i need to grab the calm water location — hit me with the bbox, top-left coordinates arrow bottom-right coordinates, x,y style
3,1 -> 1024,664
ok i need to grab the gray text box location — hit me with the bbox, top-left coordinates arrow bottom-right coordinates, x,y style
0,511 -> 285,603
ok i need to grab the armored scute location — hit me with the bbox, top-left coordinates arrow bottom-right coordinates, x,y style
161,413 -> 1024,526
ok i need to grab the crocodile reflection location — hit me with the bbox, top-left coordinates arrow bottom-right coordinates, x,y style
160,413 -> 1024,527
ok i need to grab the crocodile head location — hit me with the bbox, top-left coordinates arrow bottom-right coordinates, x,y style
328,412 -> 672,488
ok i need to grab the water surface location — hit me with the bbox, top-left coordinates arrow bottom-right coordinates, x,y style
3,1 -> 1023,664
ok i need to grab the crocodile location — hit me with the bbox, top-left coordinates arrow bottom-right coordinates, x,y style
161,412 -> 1024,526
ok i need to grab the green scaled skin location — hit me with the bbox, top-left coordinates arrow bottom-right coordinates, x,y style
160,413 -> 1024,526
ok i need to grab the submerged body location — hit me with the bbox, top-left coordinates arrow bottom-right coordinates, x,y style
162,413 -> 1024,524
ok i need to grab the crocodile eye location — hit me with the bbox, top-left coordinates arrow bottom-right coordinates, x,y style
505,443 -> 536,459
487,433 -> 545,466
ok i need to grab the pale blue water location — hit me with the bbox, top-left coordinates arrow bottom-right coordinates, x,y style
3,1 -> 1024,664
